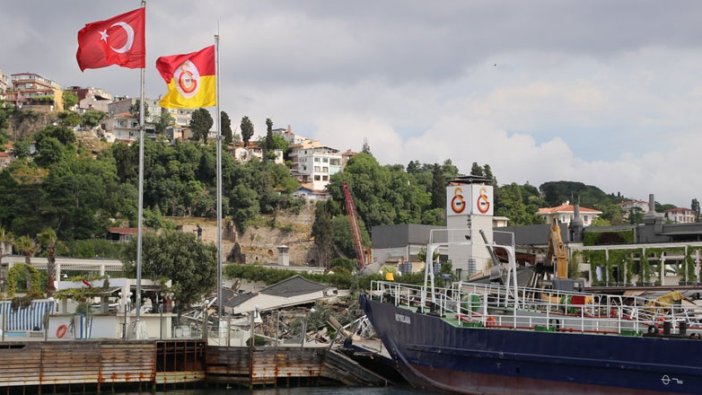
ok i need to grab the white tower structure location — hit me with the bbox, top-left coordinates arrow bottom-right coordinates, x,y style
446,176 -> 494,279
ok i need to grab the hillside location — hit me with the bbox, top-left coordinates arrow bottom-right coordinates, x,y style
168,203 -> 316,266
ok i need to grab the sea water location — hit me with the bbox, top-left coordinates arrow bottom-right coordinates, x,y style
118,388 -> 421,395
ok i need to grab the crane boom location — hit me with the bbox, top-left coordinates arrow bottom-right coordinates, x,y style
546,218 -> 569,279
342,182 -> 367,270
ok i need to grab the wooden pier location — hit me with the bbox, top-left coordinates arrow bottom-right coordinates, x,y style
0,340 -> 387,391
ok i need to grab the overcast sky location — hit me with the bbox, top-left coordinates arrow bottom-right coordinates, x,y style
2,1 -> 701,207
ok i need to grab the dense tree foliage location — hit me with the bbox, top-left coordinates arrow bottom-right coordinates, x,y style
154,109 -> 174,135
240,116 -> 254,147
494,183 -> 545,225
189,108 -> 213,144
221,111 -> 233,144
62,91 -> 78,109
122,230 -> 216,310
312,202 -> 333,268
80,109 -> 105,129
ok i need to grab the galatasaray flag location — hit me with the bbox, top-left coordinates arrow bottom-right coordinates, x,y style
156,45 -> 216,109
76,8 -> 145,71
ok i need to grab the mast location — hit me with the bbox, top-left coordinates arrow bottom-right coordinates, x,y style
134,0 -> 147,337
215,34 -> 223,318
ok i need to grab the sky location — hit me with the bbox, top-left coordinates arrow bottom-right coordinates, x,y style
2,1 -> 702,207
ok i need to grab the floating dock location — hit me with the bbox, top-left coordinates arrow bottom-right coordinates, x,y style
0,340 -> 387,392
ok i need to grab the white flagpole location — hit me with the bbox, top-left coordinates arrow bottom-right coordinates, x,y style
215,33 -> 223,319
135,0 -> 147,336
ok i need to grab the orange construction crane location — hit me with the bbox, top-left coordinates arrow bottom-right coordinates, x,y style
545,218 -> 569,279
342,182 -> 367,270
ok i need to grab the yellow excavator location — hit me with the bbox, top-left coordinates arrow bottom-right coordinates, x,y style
545,218 -> 569,279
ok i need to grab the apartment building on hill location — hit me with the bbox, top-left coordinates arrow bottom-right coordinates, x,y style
6,72 -> 63,112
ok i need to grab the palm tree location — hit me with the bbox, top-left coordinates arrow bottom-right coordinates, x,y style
38,228 -> 58,296
14,235 -> 38,294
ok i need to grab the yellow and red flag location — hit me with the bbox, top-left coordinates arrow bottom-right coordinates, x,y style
156,45 -> 216,108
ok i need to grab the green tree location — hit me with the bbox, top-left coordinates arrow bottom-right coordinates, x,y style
34,125 -> 76,147
470,162 -> 484,177
495,183 -> 532,225
34,137 -> 67,167
442,159 -> 459,180
327,153 -> 431,230
539,181 -> 609,208
431,163 -> 446,209
80,109 -> 105,129
154,109 -> 174,135
62,91 -> 78,109
312,202 -> 333,269
264,118 -> 276,161
629,207 -> 645,224
362,139 -> 371,154
221,111 -> 233,144
240,116 -> 254,147
483,164 -> 494,181
692,198 -> 700,222
189,109 -> 213,144
122,230 -> 217,312
58,111 -> 81,127
37,228 -> 57,296
228,184 -> 259,232
129,99 -> 149,119
14,235 -> 39,292
12,139 -> 31,159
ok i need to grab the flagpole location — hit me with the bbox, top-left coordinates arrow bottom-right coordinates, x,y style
215,34 -> 223,319
135,0 -> 147,337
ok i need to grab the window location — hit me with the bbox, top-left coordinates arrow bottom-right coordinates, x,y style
314,166 -> 321,172
323,167 -> 329,173
330,159 -> 340,166
323,158 -> 329,163
314,157 -> 320,162
314,175 -> 321,181
322,175 -> 328,181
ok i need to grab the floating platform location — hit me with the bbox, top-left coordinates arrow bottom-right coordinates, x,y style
0,340 -> 387,392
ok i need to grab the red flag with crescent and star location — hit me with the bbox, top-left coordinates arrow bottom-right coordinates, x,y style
76,8 -> 145,71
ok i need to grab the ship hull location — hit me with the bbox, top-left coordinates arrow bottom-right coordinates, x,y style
361,294 -> 702,395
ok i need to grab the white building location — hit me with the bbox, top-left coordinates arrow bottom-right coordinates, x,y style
65,86 -> 114,113
536,202 -> 602,227
108,97 -> 162,125
102,112 -> 138,143
665,208 -> 696,224
289,143 -> 342,191
273,125 -> 308,145
0,69 -> 10,100
619,199 -> 649,220
163,107 -> 194,141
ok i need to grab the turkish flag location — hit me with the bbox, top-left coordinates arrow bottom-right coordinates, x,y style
76,8 -> 145,71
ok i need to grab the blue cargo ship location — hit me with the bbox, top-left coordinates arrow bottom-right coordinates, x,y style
360,239 -> 702,394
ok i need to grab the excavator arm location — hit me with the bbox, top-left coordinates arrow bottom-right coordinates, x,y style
545,218 -> 569,279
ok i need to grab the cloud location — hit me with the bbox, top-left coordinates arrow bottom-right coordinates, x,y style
2,1 -> 702,208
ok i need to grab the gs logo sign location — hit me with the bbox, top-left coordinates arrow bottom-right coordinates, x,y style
451,187 -> 466,214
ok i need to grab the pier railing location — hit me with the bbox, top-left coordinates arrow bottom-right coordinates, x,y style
370,280 -> 702,337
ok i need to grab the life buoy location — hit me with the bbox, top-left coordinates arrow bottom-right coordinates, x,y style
56,324 -> 68,339
486,316 -> 497,327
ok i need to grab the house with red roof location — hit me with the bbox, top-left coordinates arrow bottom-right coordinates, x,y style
537,201 -> 602,227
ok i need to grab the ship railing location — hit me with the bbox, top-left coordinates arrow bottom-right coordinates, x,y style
371,281 -> 702,337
